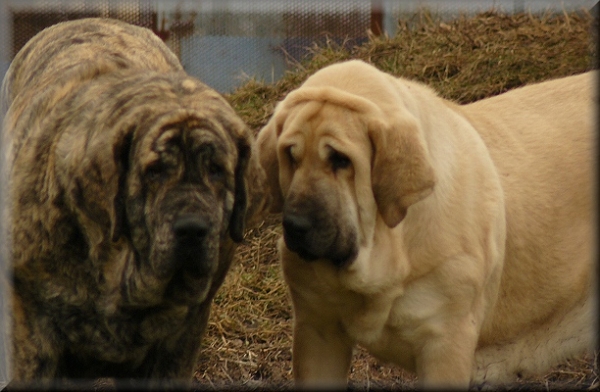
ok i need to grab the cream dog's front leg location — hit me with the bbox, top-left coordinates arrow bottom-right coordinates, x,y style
414,314 -> 479,389
292,317 -> 354,389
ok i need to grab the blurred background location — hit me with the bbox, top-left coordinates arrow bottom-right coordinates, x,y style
0,0 -> 596,93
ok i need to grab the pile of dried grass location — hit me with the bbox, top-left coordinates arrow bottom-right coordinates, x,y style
193,8 -> 597,390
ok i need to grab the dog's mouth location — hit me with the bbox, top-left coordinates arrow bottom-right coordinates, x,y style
282,215 -> 357,268
286,243 -> 319,262
291,247 -> 355,269
155,214 -> 219,303
163,266 -> 213,304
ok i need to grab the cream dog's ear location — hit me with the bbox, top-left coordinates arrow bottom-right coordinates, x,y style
367,114 -> 435,227
256,106 -> 286,213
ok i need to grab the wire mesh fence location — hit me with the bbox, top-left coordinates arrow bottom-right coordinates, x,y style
0,0 -> 596,93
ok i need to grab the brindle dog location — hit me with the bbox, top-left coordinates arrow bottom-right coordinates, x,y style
1,18 -> 265,388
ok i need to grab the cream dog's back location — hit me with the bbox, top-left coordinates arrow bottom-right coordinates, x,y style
457,72 -> 596,382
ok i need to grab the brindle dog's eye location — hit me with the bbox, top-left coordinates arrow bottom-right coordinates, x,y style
329,150 -> 351,171
146,163 -> 166,180
208,162 -> 225,181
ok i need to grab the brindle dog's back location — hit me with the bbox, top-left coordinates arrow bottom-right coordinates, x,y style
1,18 -> 183,168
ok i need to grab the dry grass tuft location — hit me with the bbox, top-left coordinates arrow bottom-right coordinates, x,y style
193,8 -> 597,390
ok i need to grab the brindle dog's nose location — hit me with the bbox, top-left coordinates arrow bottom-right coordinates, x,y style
283,213 -> 312,238
174,215 -> 209,243
173,215 -> 210,278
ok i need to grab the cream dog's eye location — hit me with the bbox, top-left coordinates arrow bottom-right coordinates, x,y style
329,150 -> 351,171
286,146 -> 297,166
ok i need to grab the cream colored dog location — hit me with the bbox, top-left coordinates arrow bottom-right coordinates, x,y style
257,60 -> 596,389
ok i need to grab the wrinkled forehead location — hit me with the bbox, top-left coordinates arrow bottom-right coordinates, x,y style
162,116 -> 233,148
277,99 -> 367,145
135,110 -> 238,164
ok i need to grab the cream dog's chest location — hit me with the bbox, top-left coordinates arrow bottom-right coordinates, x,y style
352,323 -> 418,371
338,281 -> 449,372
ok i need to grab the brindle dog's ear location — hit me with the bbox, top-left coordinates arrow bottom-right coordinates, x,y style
367,114 -> 436,228
227,117 -> 268,243
55,125 -> 133,254
110,129 -> 134,242
229,135 -> 250,243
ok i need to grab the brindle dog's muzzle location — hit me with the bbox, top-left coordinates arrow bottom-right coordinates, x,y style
172,214 -> 214,278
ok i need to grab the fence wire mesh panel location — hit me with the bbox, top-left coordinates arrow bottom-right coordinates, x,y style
172,1 -> 371,92
0,0 -> 596,92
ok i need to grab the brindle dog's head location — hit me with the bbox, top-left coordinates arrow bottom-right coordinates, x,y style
257,60 -> 435,268
50,72 -> 258,307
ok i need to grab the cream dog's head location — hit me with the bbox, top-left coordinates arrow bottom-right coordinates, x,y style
257,60 -> 436,268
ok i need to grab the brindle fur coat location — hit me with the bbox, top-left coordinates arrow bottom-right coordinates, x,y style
0,18 -> 265,388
